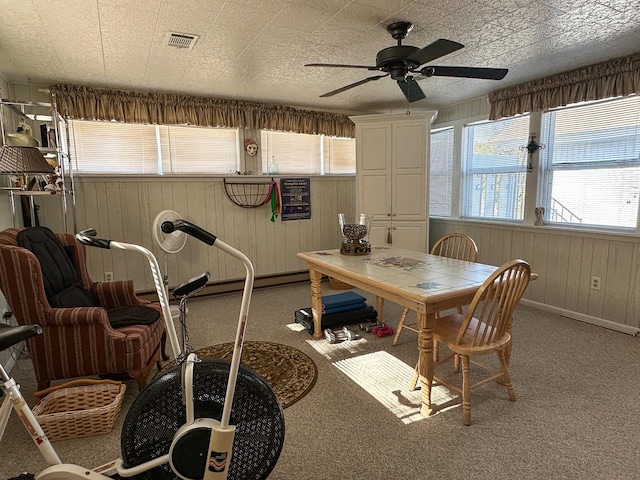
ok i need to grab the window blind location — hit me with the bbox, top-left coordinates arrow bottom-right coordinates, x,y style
539,95 -> 640,229
429,128 -> 454,217
162,125 -> 239,174
323,136 -> 356,174
69,121 -> 160,174
261,131 -> 321,174
68,120 -> 240,175
260,130 -> 355,174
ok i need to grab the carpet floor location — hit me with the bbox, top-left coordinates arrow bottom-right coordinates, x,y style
2,280 -> 640,480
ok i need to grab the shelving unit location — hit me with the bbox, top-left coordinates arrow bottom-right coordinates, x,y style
0,99 -> 75,233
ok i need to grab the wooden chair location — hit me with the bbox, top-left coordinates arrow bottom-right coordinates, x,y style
426,259 -> 532,425
392,232 -> 478,346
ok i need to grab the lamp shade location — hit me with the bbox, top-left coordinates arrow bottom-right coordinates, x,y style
0,145 -> 55,174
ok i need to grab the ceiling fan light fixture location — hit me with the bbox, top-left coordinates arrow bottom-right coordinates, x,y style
305,20 -> 508,102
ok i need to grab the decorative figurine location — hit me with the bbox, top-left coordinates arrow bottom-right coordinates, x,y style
244,138 -> 258,156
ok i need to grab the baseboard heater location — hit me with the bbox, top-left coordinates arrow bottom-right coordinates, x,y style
138,271 -> 312,301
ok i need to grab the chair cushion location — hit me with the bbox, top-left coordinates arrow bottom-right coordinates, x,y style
17,226 -> 99,308
107,305 -> 160,328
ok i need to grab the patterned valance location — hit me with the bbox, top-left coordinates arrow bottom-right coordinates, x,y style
49,84 -> 355,138
488,52 -> 640,120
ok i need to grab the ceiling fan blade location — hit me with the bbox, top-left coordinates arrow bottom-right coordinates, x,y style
319,74 -> 389,98
406,38 -> 464,66
305,63 -> 378,70
397,77 -> 426,103
420,65 -> 508,80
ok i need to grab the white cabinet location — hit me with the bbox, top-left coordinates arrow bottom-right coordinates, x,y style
351,112 -> 436,252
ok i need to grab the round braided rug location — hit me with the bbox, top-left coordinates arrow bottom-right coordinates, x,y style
162,341 -> 317,408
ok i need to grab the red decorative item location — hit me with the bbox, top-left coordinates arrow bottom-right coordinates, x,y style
371,324 -> 394,337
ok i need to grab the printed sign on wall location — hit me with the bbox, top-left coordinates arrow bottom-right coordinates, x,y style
280,178 -> 311,221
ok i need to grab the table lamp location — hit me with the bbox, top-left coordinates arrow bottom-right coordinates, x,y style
0,145 -> 55,186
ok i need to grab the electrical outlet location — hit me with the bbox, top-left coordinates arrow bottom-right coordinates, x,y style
104,271 -> 114,282
591,276 -> 601,291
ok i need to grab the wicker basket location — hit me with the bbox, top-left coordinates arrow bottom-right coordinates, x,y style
32,379 -> 126,441
328,277 -> 352,290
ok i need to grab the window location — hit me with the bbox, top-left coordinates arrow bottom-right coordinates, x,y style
69,120 -> 239,174
260,130 -> 355,174
539,95 -> 640,229
463,115 -> 529,220
429,127 -> 454,217
160,125 -> 239,174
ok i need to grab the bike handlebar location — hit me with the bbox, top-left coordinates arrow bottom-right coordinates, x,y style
76,228 -> 112,249
161,220 -> 217,246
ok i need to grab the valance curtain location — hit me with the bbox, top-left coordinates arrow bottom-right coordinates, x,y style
49,84 -> 355,138
488,52 -> 640,120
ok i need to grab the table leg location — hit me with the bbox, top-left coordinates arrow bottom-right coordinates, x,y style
417,311 -> 437,417
376,296 -> 385,324
309,268 -> 323,338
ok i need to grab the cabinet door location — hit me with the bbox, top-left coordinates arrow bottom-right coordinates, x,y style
369,221 -> 390,247
391,222 -> 427,252
370,220 -> 427,251
356,123 -> 391,218
392,120 -> 427,221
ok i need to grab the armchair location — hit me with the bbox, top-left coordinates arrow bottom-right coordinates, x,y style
0,227 -> 165,391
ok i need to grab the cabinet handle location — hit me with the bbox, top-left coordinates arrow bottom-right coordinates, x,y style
387,213 -> 391,217
392,213 -> 397,217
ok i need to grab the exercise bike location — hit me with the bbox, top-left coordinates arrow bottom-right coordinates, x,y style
0,219 -> 285,480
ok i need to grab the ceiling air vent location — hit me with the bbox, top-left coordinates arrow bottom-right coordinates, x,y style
166,32 -> 199,50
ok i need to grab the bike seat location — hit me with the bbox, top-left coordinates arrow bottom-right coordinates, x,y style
173,272 -> 210,299
0,324 -> 42,352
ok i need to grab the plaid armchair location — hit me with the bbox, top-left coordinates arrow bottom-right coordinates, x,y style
0,227 -> 165,390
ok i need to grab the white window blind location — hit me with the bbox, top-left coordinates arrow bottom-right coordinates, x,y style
261,131 -> 321,174
539,95 -> 640,229
323,136 -> 356,174
463,115 -> 529,220
429,127 -> 454,217
68,120 -> 239,175
260,130 -> 355,174
69,121 -> 160,174
162,125 -> 239,174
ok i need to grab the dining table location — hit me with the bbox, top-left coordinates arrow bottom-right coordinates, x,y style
297,245 -> 528,417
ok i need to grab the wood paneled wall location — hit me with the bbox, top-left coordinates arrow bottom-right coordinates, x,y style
431,218 -> 640,333
70,176 -> 355,292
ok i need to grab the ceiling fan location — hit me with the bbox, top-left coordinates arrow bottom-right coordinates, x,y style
305,21 -> 508,103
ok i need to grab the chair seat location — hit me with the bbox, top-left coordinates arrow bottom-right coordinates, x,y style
434,313 -> 511,356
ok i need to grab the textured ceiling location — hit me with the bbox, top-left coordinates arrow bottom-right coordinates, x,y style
0,0 -> 638,115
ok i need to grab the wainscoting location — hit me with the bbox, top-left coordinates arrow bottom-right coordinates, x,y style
70,176 -> 355,292
431,218 -> 640,334
36,175 -> 640,334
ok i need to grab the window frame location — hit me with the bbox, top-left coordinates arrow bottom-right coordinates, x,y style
537,95 -> 640,232
461,114 -> 530,222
